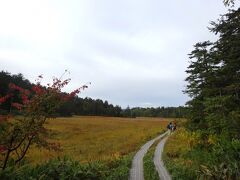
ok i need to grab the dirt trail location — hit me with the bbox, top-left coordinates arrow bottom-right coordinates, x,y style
129,131 -> 168,180
153,135 -> 171,180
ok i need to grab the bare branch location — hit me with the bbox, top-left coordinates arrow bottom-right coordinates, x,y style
15,136 -> 33,164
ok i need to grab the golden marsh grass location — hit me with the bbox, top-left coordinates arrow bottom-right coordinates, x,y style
26,116 -> 170,164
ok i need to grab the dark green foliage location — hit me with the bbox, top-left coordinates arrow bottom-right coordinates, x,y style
0,154 -> 134,180
163,132 -> 240,179
184,7 -> 240,179
191,136 -> 240,179
62,97 -> 123,117
0,157 -> 105,180
163,159 -> 197,180
185,8 -> 240,138
104,153 -> 134,180
130,106 -> 188,118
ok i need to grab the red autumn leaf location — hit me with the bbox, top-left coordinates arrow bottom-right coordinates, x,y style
11,102 -> 23,110
0,94 -> 12,104
32,85 -> 45,95
21,94 -> 29,104
0,145 -> 7,153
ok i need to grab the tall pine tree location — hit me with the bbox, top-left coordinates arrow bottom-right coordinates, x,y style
185,8 -> 240,138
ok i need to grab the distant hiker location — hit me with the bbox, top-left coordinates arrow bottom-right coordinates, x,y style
167,122 -> 177,133
173,122 -> 177,131
167,122 -> 173,132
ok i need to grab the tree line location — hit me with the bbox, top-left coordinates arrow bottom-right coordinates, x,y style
0,71 -> 187,118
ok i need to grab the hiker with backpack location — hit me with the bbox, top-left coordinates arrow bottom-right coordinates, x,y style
167,121 -> 176,133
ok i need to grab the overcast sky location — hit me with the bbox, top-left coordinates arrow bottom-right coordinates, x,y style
0,0 -> 236,108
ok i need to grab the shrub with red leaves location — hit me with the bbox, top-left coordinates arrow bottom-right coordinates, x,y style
0,73 -> 88,170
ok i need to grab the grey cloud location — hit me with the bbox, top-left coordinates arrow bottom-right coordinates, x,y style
0,0 -> 234,108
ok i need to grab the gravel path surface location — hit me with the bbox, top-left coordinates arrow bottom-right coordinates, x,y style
129,131 -> 168,180
153,135 -> 171,180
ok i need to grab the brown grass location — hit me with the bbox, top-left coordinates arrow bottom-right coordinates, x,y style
26,116 -> 170,164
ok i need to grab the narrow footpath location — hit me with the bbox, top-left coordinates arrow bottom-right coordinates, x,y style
129,131 -> 168,180
154,135 -> 171,180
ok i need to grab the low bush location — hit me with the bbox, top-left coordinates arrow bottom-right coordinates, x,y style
163,128 -> 198,180
0,154 -> 134,180
163,128 -> 240,179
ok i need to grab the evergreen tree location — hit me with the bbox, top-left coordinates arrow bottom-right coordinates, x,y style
185,8 -> 240,138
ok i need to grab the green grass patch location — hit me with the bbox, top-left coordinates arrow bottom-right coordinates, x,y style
162,128 -> 198,180
143,140 -> 160,180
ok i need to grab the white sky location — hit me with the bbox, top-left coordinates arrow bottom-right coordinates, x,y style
0,0 -> 237,108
